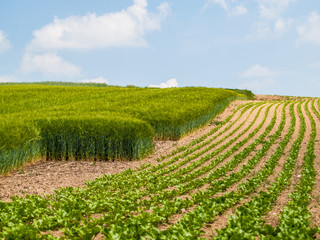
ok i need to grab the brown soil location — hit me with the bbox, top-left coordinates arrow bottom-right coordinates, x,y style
200,102 -> 293,238
309,99 -> 320,232
254,95 -> 301,101
177,103 -> 278,197
262,101 -> 311,227
158,103 -> 273,199
1,95 -> 319,239
161,102 -> 269,179
0,100 -> 247,202
158,102 -> 282,231
156,98 -> 319,238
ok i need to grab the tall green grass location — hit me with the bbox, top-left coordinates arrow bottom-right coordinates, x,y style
39,117 -> 153,161
0,84 -> 252,173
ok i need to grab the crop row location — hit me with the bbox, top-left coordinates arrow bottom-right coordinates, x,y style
1,98 -> 319,239
0,101 -> 278,238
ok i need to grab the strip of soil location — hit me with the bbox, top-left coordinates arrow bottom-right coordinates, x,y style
262,100 -> 311,227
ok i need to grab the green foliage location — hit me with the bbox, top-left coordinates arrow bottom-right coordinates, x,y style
225,88 -> 255,100
0,84 -> 245,172
39,116 -> 153,160
0,99 -> 319,239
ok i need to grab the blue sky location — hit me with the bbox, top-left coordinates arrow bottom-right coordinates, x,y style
0,0 -> 319,97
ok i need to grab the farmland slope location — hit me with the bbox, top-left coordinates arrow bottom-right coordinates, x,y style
0,84 -> 247,173
0,96 -> 319,239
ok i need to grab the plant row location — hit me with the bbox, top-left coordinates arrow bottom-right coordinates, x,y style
2,99 -> 319,239
0,102 -> 275,239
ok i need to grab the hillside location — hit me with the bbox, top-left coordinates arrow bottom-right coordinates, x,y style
0,95 -> 319,239
0,84 -> 247,173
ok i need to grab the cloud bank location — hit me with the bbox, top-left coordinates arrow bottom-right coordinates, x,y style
80,77 -> 109,84
149,78 -> 178,88
0,75 -> 16,83
239,79 -> 275,92
257,0 -> 296,20
204,0 -> 248,17
239,64 -> 277,93
297,11 -> 320,46
22,0 -> 169,78
240,64 -> 276,78
27,0 -> 169,52
21,53 -> 81,77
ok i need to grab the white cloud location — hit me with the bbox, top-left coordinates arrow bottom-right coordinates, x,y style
0,75 -> 16,83
0,30 -> 11,53
297,12 -> 320,46
149,78 -> 178,88
204,0 -> 248,17
257,0 -> 296,19
211,0 -> 228,10
230,5 -> 248,17
248,18 -> 292,40
203,0 -> 227,11
22,0 -> 169,78
240,64 -> 276,78
274,18 -> 292,34
238,79 -> 275,92
247,0 -> 295,40
27,0 -> 170,52
239,64 -> 277,92
248,22 -> 271,39
308,61 -> 320,69
80,76 -> 108,84
21,53 -> 81,77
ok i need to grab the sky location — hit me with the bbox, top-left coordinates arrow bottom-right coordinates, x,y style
0,0 -> 320,97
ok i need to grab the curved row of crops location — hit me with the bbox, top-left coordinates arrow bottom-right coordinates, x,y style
0,98 -> 319,239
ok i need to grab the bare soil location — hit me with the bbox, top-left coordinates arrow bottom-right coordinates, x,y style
309,99 -> 320,232
201,102 -> 293,238
1,94 -> 319,239
0,100 -> 247,202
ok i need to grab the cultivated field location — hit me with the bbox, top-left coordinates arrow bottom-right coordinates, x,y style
0,84 -> 247,174
0,95 -> 319,239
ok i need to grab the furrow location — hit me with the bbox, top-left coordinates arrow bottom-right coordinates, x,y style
153,102 -> 292,239
98,101 -> 284,238
202,101 -> 296,238
152,103 -> 264,178
262,100 -> 310,228
307,99 -> 320,233
211,101 -> 304,239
